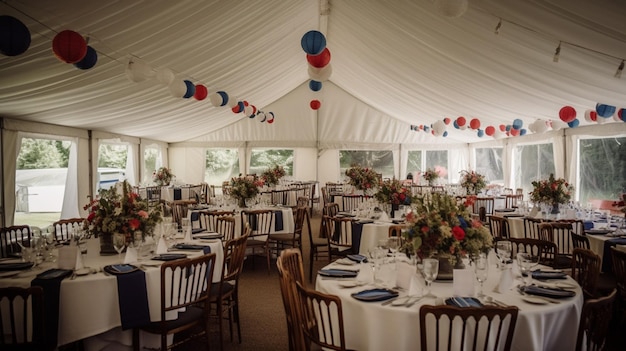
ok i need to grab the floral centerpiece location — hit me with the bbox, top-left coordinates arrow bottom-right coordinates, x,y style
459,170 -> 487,195
402,193 -> 492,266
375,178 -> 413,205
422,168 -> 440,185
261,165 -> 286,187
153,166 -> 174,186
230,174 -> 264,207
345,164 -> 380,192
529,173 -> 574,214
83,180 -> 162,254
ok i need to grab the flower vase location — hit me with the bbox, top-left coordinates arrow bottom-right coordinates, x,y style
436,254 -> 454,280
551,203 -> 560,215
238,197 -> 247,208
99,233 -> 117,255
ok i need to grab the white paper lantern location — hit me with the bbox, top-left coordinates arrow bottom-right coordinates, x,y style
156,68 -> 175,85
551,120 -> 567,131
534,119 -> 549,133
168,80 -> 187,98
209,92 -> 222,107
125,58 -> 155,83
434,0 -> 468,18
308,64 -> 332,81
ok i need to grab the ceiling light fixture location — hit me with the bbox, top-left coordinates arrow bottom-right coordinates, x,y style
615,60 -> 624,78
553,42 -> 561,62
494,19 -> 502,35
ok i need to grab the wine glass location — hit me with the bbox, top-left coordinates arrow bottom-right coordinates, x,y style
517,251 -> 540,285
387,237 -> 401,263
495,240 -> 512,268
421,258 -> 439,298
474,253 -> 489,298
113,233 -> 127,263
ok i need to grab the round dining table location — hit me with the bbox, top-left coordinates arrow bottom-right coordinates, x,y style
316,255 -> 583,351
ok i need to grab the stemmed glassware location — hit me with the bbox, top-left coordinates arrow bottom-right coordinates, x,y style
387,237 -> 401,263
421,258 -> 439,298
516,251 -> 540,285
495,240 -> 512,268
112,233 -> 127,263
474,253 -> 489,298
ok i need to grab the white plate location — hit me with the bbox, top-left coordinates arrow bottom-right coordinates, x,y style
522,296 -> 549,305
338,281 -> 366,288
0,271 -> 21,278
75,267 -> 92,276
335,258 -> 356,265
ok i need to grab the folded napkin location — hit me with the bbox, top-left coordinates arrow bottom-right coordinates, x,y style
350,222 -> 364,255
191,227 -> 205,234
104,264 -> 139,274
318,268 -> 359,278
115,270 -> 150,329
445,297 -> 484,307
152,253 -> 187,261
31,269 -> 73,350
530,270 -> 567,280
274,210 -> 283,231
156,236 -> 168,254
520,285 -> 576,298
173,243 -> 211,250
124,246 -> 138,264
347,254 -> 368,263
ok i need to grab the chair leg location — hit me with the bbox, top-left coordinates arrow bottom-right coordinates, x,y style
309,248 -> 315,283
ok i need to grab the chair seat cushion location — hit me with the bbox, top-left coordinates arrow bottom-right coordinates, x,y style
311,237 -> 327,246
140,306 -> 205,333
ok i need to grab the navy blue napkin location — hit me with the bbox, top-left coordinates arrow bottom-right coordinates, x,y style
115,270 -> 150,330
274,210 -> 283,231
602,238 -> 626,273
31,269 -> 73,351
351,222 -> 364,254
190,211 -> 199,222
173,188 -> 181,200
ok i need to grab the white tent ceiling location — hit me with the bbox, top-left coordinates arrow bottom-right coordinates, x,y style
1,0 -> 625,145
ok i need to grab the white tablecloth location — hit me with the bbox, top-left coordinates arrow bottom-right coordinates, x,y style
0,237 -> 223,348
316,258 -> 583,351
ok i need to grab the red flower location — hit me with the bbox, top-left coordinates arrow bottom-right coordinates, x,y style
421,226 -> 430,233
87,212 -> 95,221
128,218 -> 141,230
452,226 -> 465,240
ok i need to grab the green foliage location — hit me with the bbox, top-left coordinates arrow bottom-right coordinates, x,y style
579,137 -> 626,203
17,138 -> 67,169
98,144 -> 127,168
249,149 -> 293,175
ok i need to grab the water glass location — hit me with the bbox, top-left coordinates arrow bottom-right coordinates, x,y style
421,258 -> 439,298
474,254 -> 489,298
495,240 -> 512,268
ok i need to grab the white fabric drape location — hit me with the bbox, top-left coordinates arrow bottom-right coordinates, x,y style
2,129 -> 19,226
61,140 -> 80,219
125,143 -> 138,186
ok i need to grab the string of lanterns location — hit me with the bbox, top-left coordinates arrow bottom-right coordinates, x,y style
301,30 -> 331,110
1,15 -> 274,124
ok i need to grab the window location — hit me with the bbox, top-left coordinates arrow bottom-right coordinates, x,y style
514,143 -> 555,196
406,151 -> 422,178
405,150 -> 449,181
97,143 -> 128,189
142,146 -> 160,184
475,147 -> 503,183
339,150 -> 393,179
578,137 -> 626,204
249,149 -> 294,176
425,150 -> 449,181
205,149 -> 240,185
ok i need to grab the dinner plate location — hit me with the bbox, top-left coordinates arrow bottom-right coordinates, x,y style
585,229 -> 611,235
318,269 -> 359,278
520,285 -> 576,299
193,233 -> 223,240
103,264 -> 140,275
74,267 -> 93,276
335,258 -> 357,266
347,254 -> 368,263
351,288 -> 399,302
522,296 -> 549,305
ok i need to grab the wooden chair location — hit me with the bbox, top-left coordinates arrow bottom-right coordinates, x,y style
575,289 -> 617,351
211,231 -> 249,349
505,194 -> 523,209
295,281 -> 352,351
342,194 -> 366,213
610,247 -> 626,328
241,209 -> 274,274
215,216 -> 236,242
388,224 -> 406,237
571,232 -> 590,250
571,248 -> 601,299
515,188 -> 524,195
539,222 -> 574,269
319,202 -> 340,239
308,210 -> 329,283
132,252 -> 216,351
523,217 -> 543,239
472,197 -> 495,223
0,225 -> 32,258
509,238 -> 557,267
145,186 -> 162,208
199,182 -> 211,204
557,219 -> 585,235
0,286 -> 45,350
170,200 -> 196,229
489,215 -> 510,240
268,206 -> 306,262
52,218 -> 85,242
296,196 -> 309,209
419,304 -> 519,351
197,210 -> 233,232
277,249 -> 306,351
305,181 -> 320,215
325,215 -> 354,261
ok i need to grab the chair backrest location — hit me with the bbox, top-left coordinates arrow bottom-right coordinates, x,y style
221,231 -> 249,286
342,194 -> 367,213
240,209 -> 274,238
320,203 -> 340,239
419,304 -> 519,351
0,286 -> 45,349
215,216 -> 236,242
571,248 -> 601,299
509,237 -> 557,266
197,210 -> 233,232
388,224 -> 406,238
523,217 -> 543,239
188,184 -> 203,202
571,232 -> 590,250
277,248 -> 305,285
472,197 -> 495,222
295,281 -> 348,351
277,249 -> 306,351
515,188 -> 523,195
557,219 -> 585,235
145,186 -> 162,207
575,288 -> 617,351
540,222 -> 574,257
297,196 -> 309,209
610,247 -> 626,300
325,216 -> 353,249
326,182 -> 343,195
159,253 -> 216,321
199,182 -> 210,204
52,218 -> 85,242
0,225 -> 32,258
171,200 -> 196,228
271,189 -> 289,206
488,215 -> 510,240
505,194 -> 523,209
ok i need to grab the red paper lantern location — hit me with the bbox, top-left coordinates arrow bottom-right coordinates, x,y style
310,99 -> 321,110
485,126 -> 495,136
52,30 -> 87,63
194,85 -> 208,100
510,128 -> 520,136
307,47 -> 331,68
559,106 -> 576,123
469,118 -> 480,130
443,117 -> 451,125
456,116 -> 466,127
499,124 -> 506,132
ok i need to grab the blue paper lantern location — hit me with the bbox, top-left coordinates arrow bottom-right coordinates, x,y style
567,119 -> 580,128
477,129 -> 484,137
301,30 -> 326,55
182,80 -> 195,98
74,45 -> 97,70
505,124 -> 512,132
424,126 -> 430,132
595,103 -> 616,118
0,15 -> 31,56
453,120 -> 459,129
237,101 -> 245,113
309,80 -> 322,91
512,118 -> 523,130
443,131 -> 448,137
520,128 -> 527,136
217,91 -> 229,106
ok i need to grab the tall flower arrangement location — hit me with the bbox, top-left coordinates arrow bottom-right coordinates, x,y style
345,165 -> 379,191
374,178 -> 413,205
152,167 -> 174,186
422,168 -> 440,185
83,180 -> 161,243
261,165 -> 286,187
459,170 -> 487,195
230,175 -> 264,206
403,193 -> 492,260
529,173 -> 573,206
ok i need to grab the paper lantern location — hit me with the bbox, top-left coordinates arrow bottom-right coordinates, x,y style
584,109 -> 597,123
619,108 -> 626,122
308,64 -> 332,81
232,101 -> 244,113
309,80 -> 322,92
227,96 -> 238,108
244,105 -> 254,117
453,120 -> 459,129
520,129 -> 527,136
267,112 -> 275,124
477,129 -> 484,137
52,30 -> 87,63
434,0 -> 468,18
310,99 -> 321,110
505,125 -> 512,132
499,124 -> 506,132
156,68 -> 175,85
469,118 -> 480,130
443,117 -> 451,125
485,126 -> 495,136
510,128 -> 520,136
258,112 -> 267,122
534,119 -> 549,133
0,15 -> 31,56
433,120 -> 446,135
307,47 -> 331,68
168,80 -> 187,98
243,100 -> 249,107
443,131 -> 448,137
456,116 -> 466,127
182,80 -> 195,99
74,45 -> 97,70
126,58 -> 154,83
512,119 -> 523,130
194,84 -> 208,100
217,91 -> 229,106
567,119 -> 580,128
301,30 -> 326,55
595,103 -> 616,118
558,106 -> 576,123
